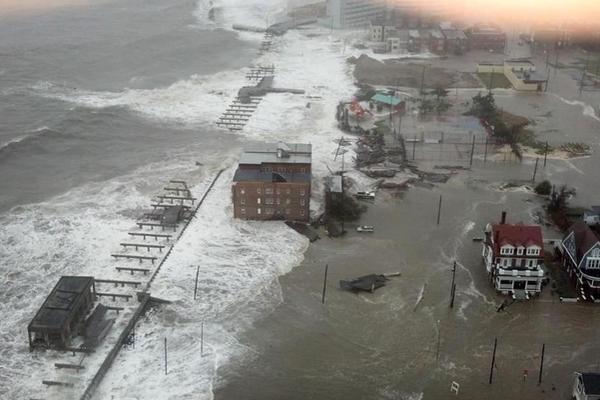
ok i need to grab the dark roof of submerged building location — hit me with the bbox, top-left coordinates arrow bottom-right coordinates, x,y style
28,276 -> 94,332
233,169 -> 311,183
581,373 -> 600,395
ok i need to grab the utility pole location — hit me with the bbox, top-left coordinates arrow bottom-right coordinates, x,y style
484,136 -> 489,163
543,142 -> 548,168
194,265 -> 200,300
200,320 -> 204,357
435,319 -> 441,362
436,195 -> 443,225
538,343 -> 545,384
321,264 -> 329,304
420,65 -> 426,96
489,337 -> 498,384
532,158 -> 539,182
450,261 -> 456,308
164,337 -> 168,375
469,135 -> 476,168
412,136 -> 417,160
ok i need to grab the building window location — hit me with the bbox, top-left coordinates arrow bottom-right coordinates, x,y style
286,199 -> 291,205
276,198 -> 281,205
257,188 -> 261,194
517,247 -> 523,255
286,188 -> 291,195
300,210 -> 305,216
300,199 -> 305,206
257,208 -> 261,215
500,280 -> 511,285
266,208 -> 274,215
300,168 -> 306,173
300,189 -> 306,196
240,208 -> 246,214
240,198 -> 245,205
276,188 -> 281,195
285,208 -> 290,215
587,258 -> 600,269
527,280 -> 538,286
265,198 -> 274,205
526,247 -> 539,256
257,198 -> 261,205
265,188 -> 273,195
240,187 -> 245,195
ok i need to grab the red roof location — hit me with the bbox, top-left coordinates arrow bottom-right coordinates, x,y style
492,224 -> 544,257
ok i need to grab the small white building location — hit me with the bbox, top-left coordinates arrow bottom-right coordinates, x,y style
573,372 -> 600,400
482,213 -> 545,296
584,206 -> 600,227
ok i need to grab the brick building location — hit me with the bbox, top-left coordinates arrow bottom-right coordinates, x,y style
232,142 -> 311,222
465,23 -> 506,52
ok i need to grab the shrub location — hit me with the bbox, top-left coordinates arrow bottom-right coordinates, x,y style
535,180 -> 552,196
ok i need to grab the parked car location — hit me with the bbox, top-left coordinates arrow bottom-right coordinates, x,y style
356,225 -> 375,233
355,191 -> 375,200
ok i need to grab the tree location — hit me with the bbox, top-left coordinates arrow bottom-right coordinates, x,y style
469,91 -> 497,120
430,85 -> 449,101
548,185 -> 576,212
418,98 -> 435,115
534,180 -> 552,196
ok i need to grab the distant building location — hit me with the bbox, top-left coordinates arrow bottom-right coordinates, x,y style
442,28 -> 468,54
370,92 -> 405,114
573,372 -> 600,400
326,0 -> 385,29
408,29 -> 422,52
531,26 -> 571,49
388,0 -> 451,29
325,175 -> 343,212
428,29 -> 445,54
232,142 -> 311,222
584,206 -> 600,227
465,23 -> 506,52
562,221 -> 600,298
477,59 -> 547,92
28,276 -> 96,350
482,212 -> 545,297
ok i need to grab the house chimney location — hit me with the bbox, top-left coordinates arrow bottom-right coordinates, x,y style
500,211 -> 507,225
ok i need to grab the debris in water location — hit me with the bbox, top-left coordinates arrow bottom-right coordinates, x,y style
339,272 -> 399,293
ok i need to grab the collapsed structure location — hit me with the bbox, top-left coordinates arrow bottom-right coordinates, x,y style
28,276 -> 96,350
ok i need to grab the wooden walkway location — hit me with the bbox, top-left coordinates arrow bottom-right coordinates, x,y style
74,170 -> 224,400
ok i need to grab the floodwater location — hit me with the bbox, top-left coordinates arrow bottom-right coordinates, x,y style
215,46 -> 600,400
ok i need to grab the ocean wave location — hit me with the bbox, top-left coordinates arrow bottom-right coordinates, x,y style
28,69 -> 246,126
0,127 -> 62,156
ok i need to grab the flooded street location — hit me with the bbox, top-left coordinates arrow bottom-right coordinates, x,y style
216,52 -> 600,397
217,169 -> 600,399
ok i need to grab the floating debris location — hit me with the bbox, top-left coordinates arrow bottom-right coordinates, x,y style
340,272 -> 400,293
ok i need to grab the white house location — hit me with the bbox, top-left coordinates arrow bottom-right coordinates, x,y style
482,213 -> 545,296
573,372 -> 600,400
